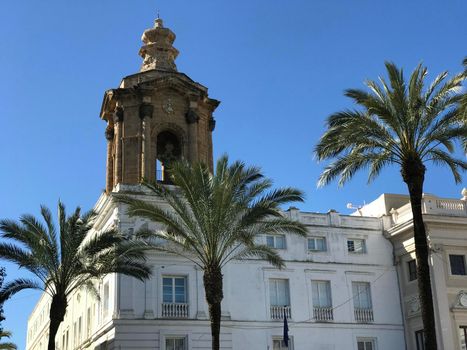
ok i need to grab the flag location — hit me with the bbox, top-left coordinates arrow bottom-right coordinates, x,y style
283,306 -> 289,347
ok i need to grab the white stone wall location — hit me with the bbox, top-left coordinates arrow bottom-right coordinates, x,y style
27,189 -> 406,350
366,192 -> 467,350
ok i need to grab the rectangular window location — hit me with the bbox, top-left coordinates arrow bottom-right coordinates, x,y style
347,239 -> 366,254
408,259 -> 417,281
73,322 -> 77,347
357,338 -> 376,350
165,337 -> 186,350
460,326 -> 467,350
352,282 -> 372,309
103,282 -> 110,318
78,316 -> 82,344
273,338 -> 293,350
269,279 -> 290,306
415,329 -> 425,350
163,276 -> 187,303
266,235 -> 286,249
311,280 -> 332,308
86,307 -> 91,337
450,255 -> 466,275
308,237 -> 327,251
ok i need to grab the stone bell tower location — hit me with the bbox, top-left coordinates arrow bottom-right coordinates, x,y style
100,18 -> 220,192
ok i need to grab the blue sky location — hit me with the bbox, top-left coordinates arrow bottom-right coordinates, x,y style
1,0 -> 466,347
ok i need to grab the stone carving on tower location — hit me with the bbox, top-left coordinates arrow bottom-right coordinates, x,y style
99,18 -> 220,193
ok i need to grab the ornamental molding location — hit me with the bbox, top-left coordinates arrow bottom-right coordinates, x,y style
452,290 -> 467,310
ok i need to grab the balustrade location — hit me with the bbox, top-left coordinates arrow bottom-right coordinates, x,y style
354,307 -> 373,323
313,306 -> 333,321
162,303 -> 189,318
270,305 -> 291,320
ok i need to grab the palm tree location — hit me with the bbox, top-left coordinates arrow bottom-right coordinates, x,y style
315,62 -> 467,350
0,330 -> 16,350
0,202 -> 151,350
117,155 -> 307,350
462,58 -> 467,123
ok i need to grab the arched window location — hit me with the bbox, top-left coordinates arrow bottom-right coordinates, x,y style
156,130 -> 181,183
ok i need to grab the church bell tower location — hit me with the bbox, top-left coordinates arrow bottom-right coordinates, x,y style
100,18 -> 220,192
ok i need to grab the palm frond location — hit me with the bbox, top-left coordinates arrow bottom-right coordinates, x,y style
425,149 -> 467,183
315,62 -> 467,188
0,278 -> 42,302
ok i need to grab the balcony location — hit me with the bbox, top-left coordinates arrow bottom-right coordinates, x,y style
162,303 -> 189,318
354,307 -> 374,323
270,305 -> 291,320
390,194 -> 467,226
313,306 -> 333,322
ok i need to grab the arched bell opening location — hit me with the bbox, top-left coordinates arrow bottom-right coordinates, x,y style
156,130 -> 182,184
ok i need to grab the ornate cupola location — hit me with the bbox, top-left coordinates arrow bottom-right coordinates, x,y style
99,18 -> 220,193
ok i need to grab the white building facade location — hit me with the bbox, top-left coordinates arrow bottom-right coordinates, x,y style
360,191 -> 467,350
27,185 -> 405,350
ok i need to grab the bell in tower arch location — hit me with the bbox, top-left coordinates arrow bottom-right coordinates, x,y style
156,130 -> 182,183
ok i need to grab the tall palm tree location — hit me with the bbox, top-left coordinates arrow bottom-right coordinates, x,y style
315,62 -> 467,350
0,202 -> 151,350
117,155 -> 307,350
0,330 -> 16,350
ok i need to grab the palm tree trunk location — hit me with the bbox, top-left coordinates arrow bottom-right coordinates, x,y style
203,266 -> 223,350
47,294 -> 67,350
402,159 -> 437,350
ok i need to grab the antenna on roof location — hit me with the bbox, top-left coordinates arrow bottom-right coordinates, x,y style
346,202 -> 364,216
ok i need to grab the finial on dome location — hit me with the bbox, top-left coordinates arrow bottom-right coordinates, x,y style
139,17 -> 179,72
155,12 -> 163,28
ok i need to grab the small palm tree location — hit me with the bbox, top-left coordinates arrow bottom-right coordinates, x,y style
315,62 -> 466,350
0,202 -> 151,350
0,330 -> 16,350
118,155 -> 307,350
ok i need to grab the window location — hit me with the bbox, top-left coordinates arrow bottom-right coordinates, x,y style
460,326 -> 467,350
266,235 -> 286,249
357,338 -> 376,350
163,277 -> 187,303
78,316 -> 82,344
347,239 -> 366,254
311,281 -> 332,308
165,337 -> 186,350
308,237 -> 326,251
273,337 -> 293,350
352,282 -> 373,322
415,329 -> 425,350
269,279 -> 290,306
73,322 -> 77,347
103,282 -> 110,318
86,307 -> 91,337
352,282 -> 372,309
408,259 -> 417,281
450,255 -> 466,275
